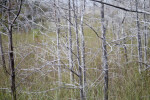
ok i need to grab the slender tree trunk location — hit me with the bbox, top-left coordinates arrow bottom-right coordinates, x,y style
121,13 -> 128,63
1,0 -> 22,99
7,0 -> 22,99
144,0 -> 148,68
135,0 -> 142,73
8,2 -> 17,98
0,31 -> 7,74
54,0 -> 62,85
101,1 -> 108,100
80,0 -> 86,99
0,0 -> 8,75
68,0 -> 74,83
131,31 -> 133,60
8,25 -> 16,100
73,0 -> 85,99
122,24 -> 128,63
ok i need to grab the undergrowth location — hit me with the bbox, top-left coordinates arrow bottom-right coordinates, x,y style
0,29 -> 150,100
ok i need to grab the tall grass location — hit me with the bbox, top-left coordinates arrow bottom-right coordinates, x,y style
0,28 -> 150,100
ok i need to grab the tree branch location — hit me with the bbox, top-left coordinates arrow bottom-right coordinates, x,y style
90,0 -> 150,15
12,0 -> 23,24
0,4 -> 9,10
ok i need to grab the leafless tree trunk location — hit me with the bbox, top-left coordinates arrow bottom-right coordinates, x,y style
144,0 -> 148,68
68,0 -> 74,83
8,23 -> 16,100
0,31 -> 7,74
80,0 -> 86,99
0,0 -> 9,76
73,0 -> 85,99
135,0 -> 142,73
8,1 -> 16,100
73,0 -> 79,63
54,0 -> 62,85
7,0 -> 22,99
101,1 -> 108,100
121,13 -> 128,63
122,25 -> 128,63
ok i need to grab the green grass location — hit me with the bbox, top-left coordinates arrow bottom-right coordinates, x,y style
0,26 -> 150,100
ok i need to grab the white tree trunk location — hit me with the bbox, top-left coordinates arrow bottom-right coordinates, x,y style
79,0 -> 87,99
54,0 -> 62,85
136,0 -> 142,73
121,12 -> 128,63
101,1 -> 108,100
144,0 -> 148,68
73,0 -> 85,99
68,0 -> 74,83
0,31 -> 7,74
80,13 -> 86,100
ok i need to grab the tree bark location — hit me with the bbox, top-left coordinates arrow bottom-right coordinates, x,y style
101,1 -> 108,100
121,13 -> 128,63
68,0 -> 74,83
8,25 -> 16,100
136,0 -> 142,73
80,0 -> 86,99
144,0 -> 148,68
8,1 -> 16,99
54,0 -> 62,85
7,0 -> 22,99
0,30 -> 7,74
122,24 -> 128,63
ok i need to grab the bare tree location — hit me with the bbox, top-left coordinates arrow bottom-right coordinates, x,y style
68,0 -> 74,83
79,0 -> 87,99
121,13 -> 128,63
8,1 -> 16,99
100,1 -> 108,100
143,0 -> 148,68
1,0 -> 150,99
135,0 -> 143,73
0,31 -> 7,74
54,0 -> 62,86
7,0 -> 23,100
0,0 -> 9,76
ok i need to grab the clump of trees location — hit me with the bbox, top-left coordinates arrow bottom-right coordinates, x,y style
0,0 -> 150,100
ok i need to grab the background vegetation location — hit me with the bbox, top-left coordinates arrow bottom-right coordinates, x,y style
0,0 -> 150,100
